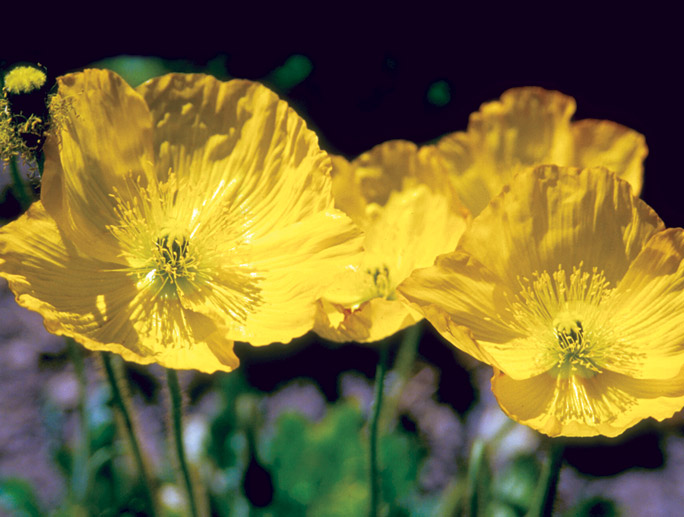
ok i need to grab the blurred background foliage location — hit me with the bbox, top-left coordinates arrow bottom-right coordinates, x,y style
2,13 -> 684,515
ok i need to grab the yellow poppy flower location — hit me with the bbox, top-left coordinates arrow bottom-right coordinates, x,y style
399,165 -> 684,437
0,69 -> 362,373
314,140 -> 469,342
437,87 -> 647,216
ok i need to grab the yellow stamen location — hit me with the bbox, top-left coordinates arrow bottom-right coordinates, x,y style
106,173 -> 263,320
367,264 -> 394,300
4,66 -> 47,94
508,263 -> 639,377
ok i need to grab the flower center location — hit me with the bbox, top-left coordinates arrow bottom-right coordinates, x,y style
552,314 -> 601,376
510,263 -> 616,377
153,234 -> 195,285
367,265 -> 394,300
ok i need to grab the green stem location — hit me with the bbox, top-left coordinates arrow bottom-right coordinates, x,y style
525,440 -> 564,517
379,323 -> 422,429
35,150 -> 44,177
66,339 -> 90,503
369,343 -> 389,517
464,439 -> 489,517
101,352 -> 158,516
166,369 -> 200,517
8,156 -> 32,210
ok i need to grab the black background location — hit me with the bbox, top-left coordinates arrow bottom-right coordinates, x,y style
4,7 -> 682,225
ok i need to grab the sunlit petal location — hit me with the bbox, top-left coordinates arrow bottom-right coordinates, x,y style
493,367 -> 684,437
437,87 -> 646,216
402,166 -> 681,436
2,70 -> 361,371
42,69 -> 156,260
0,202 -> 238,372
315,140 -> 468,343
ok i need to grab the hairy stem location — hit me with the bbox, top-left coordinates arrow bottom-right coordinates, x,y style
101,352 -> 158,516
166,369 -> 200,517
369,343 -> 389,517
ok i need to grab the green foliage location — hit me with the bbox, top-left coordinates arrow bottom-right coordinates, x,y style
91,55 -> 232,87
0,478 -> 44,517
426,80 -> 451,107
491,453 -> 540,514
90,56 -> 172,87
565,496 -> 619,517
207,371 -> 251,470
267,54 -> 313,92
263,402 -> 419,516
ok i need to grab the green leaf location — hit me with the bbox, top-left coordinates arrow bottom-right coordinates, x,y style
565,496 -> 619,517
266,402 -> 419,515
89,56 -> 171,86
492,453 -> 540,512
267,54 -> 313,91
426,80 -> 451,107
0,478 -> 44,517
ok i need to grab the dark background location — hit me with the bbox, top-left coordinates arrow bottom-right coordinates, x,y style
4,8 -> 682,225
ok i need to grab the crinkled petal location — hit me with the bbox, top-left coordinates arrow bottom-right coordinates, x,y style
571,119 -> 646,196
330,155 -> 370,227
363,184 -> 468,282
398,251 -> 519,367
0,202 -> 238,373
458,166 -> 664,288
314,298 -> 420,343
351,140 -> 465,214
179,210 -> 363,345
437,88 -> 646,217
317,142 -> 468,343
492,366 -> 684,437
137,74 -> 332,238
607,228 -> 684,379
438,88 -> 576,216
436,131 -> 493,216
469,87 -> 576,169
42,69 -> 156,260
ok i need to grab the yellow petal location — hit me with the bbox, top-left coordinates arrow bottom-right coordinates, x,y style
492,367 -> 684,437
398,251 -> 518,367
438,87 -> 646,216
316,140 -> 468,343
42,69 -> 156,260
0,202 -> 238,373
436,132 -> 493,216
180,209 -> 363,346
458,166 -> 664,288
137,74 -> 332,235
330,154 -> 370,227
469,87 -> 576,168
351,140 -> 465,214
314,298 -> 420,343
438,88 -> 575,216
571,119 -> 646,196
351,140 -> 422,208
607,228 -> 684,379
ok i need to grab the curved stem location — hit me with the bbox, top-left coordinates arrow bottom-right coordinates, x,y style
101,352 -> 158,516
369,343 -> 389,517
525,439 -> 564,517
166,369 -> 200,517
